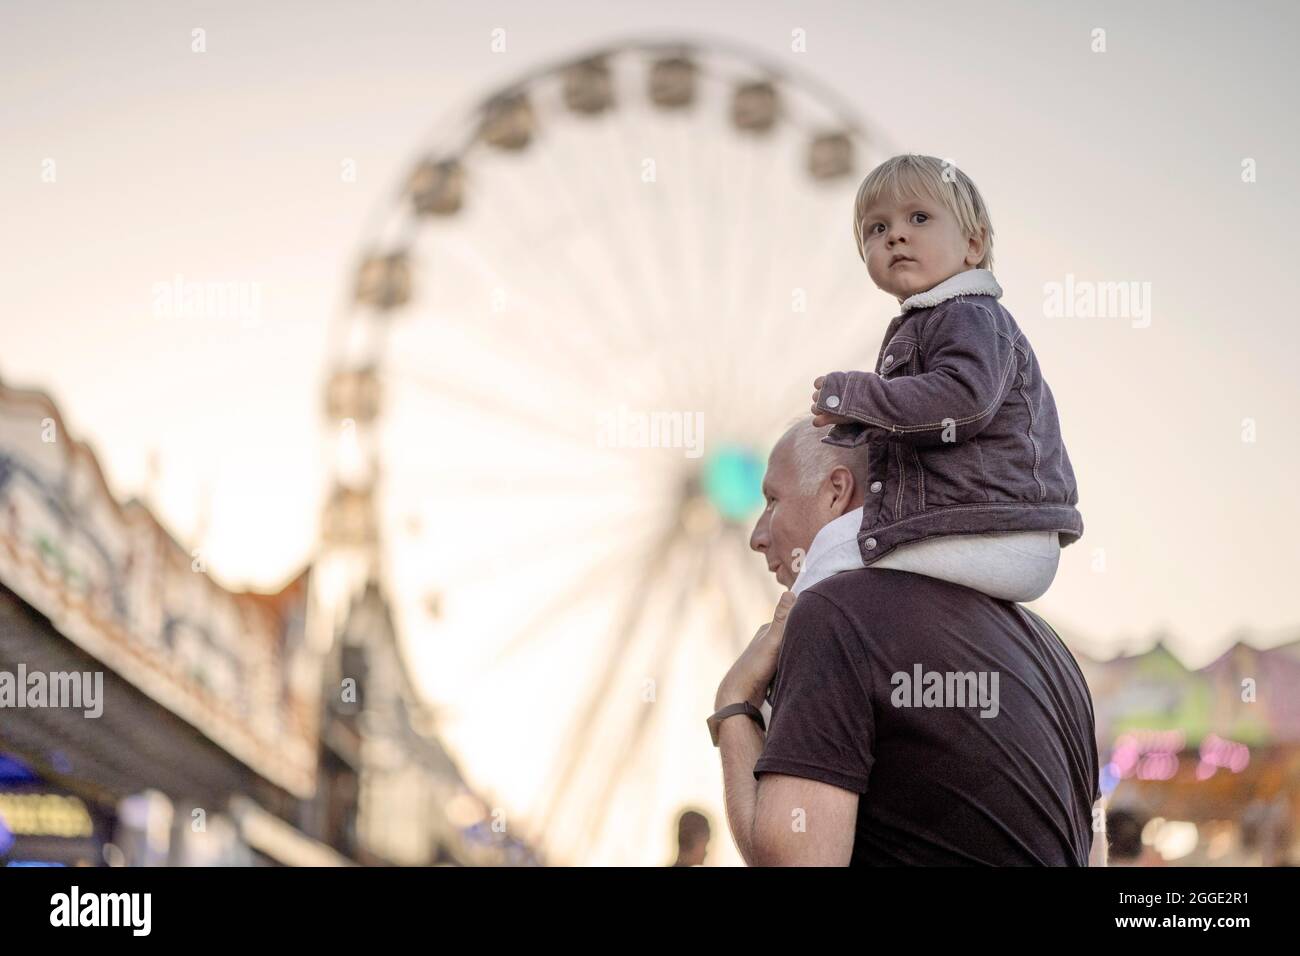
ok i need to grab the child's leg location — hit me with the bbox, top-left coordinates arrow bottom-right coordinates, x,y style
872,531 -> 1060,602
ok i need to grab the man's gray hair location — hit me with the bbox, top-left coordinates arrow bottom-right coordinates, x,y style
785,415 -> 870,494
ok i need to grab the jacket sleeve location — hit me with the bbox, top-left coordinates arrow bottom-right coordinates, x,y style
815,300 -> 1020,448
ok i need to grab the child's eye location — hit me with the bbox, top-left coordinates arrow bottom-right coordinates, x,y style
868,222 -> 885,235
911,212 -> 929,224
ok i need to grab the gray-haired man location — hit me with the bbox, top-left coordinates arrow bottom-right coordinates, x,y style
712,417 -> 1105,866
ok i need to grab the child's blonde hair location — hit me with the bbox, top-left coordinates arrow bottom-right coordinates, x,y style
852,154 -> 995,271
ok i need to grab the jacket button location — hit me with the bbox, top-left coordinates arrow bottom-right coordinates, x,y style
824,395 -> 840,409
869,481 -> 882,493
882,354 -> 895,368
864,537 -> 877,550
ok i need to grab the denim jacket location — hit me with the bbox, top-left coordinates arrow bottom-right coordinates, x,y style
813,269 -> 1083,565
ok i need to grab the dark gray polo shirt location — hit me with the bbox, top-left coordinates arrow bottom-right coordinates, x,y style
753,568 -> 1100,865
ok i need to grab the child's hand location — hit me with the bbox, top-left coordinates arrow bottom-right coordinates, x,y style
811,375 -> 856,428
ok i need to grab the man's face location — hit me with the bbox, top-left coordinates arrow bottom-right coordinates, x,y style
749,436 -> 825,588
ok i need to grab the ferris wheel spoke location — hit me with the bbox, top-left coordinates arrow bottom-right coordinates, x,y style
555,117 -> 673,355
382,335 -> 650,460
789,271 -> 882,377
570,533 -> 709,862
671,114 -> 716,414
726,212 -> 858,430
548,102 -> 702,416
534,519 -> 683,844
605,103 -> 712,413
722,136 -> 774,415
408,236 -> 634,403
696,129 -> 747,418
434,523 -> 673,685
498,137 -> 654,366
393,472 -> 672,500
742,266 -> 881,431
437,153 -> 672,409
722,134 -> 780,390
739,134 -> 804,383
397,523 -> 681,624
672,110 -> 717,415
394,481 -> 679,554
787,199 -> 881,354
751,336 -> 876,432
419,505 -> 671,580
536,124 -> 697,410
664,95 -> 754,422
438,175 -> 670,409
383,364 -> 655,463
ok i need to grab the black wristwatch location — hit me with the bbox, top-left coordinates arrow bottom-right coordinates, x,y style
707,701 -> 766,747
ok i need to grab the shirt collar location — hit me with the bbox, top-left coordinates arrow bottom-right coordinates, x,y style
791,506 -> 866,596
900,268 -> 1002,312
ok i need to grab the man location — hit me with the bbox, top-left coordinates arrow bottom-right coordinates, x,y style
711,417 -> 1105,866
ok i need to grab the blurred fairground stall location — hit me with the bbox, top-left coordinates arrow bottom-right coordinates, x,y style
1077,638 -> 1300,866
0,377 -> 538,866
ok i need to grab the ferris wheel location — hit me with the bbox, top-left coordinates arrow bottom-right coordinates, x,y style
318,37 -> 894,865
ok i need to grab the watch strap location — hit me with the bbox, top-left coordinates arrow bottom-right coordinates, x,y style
708,701 -> 766,747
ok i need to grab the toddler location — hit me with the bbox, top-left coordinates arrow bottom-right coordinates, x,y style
800,154 -> 1083,601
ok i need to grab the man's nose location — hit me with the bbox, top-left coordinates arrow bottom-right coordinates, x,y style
749,515 -> 768,553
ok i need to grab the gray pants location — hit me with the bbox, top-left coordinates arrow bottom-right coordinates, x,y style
872,530 -> 1060,602
792,505 -> 1061,602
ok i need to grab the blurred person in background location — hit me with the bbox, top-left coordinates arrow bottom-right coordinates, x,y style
669,808 -> 712,866
1242,796 -> 1293,867
1105,808 -> 1160,866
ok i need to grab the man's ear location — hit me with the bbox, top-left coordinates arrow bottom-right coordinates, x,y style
826,465 -> 856,516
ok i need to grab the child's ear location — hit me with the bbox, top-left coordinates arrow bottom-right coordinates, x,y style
964,227 -> 987,268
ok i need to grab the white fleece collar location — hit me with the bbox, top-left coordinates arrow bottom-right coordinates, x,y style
901,268 -> 1002,312
791,506 -> 867,595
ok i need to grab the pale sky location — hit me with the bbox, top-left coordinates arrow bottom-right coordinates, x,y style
3,0 -> 1298,864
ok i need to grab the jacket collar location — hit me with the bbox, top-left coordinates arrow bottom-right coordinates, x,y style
901,268 -> 1002,312
791,506 -> 866,595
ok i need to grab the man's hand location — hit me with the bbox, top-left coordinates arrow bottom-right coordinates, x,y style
717,591 -> 796,711
810,374 -> 857,428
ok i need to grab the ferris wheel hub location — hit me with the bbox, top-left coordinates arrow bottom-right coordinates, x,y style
700,444 -> 765,524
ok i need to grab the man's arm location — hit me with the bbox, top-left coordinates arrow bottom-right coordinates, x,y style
717,717 -> 859,865
718,591 -> 874,865
753,774 -> 858,866
715,709 -> 767,866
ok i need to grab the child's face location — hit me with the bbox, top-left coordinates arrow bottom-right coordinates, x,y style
858,191 -> 984,301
